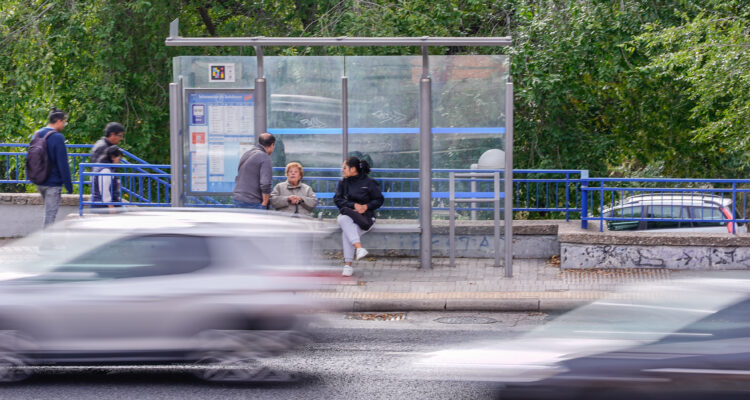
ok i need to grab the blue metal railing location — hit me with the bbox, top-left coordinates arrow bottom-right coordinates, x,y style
581,178 -> 750,234
1,143 -> 93,190
1,144 -> 172,212
3,143 -> 587,217
186,167 -> 585,219
79,162 -> 172,214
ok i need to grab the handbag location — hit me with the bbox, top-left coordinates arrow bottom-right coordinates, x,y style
340,206 -> 374,230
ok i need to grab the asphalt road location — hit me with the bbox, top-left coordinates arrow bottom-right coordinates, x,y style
1,311 -> 551,400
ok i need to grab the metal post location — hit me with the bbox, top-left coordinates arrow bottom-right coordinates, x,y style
494,171 -> 501,268
78,168 -> 85,215
580,170 -> 589,229
449,172 -> 456,267
732,182 -> 737,234
169,77 -> 184,207
254,46 -> 267,138
599,186 -> 614,232
565,173 -> 570,221
470,164 -> 477,220
419,46 -> 432,269
503,79 -> 513,278
342,76 -> 348,161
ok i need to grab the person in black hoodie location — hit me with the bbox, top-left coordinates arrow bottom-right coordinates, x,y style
334,157 -> 384,277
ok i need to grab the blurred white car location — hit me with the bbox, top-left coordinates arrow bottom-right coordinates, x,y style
0,209 -> 338,382
599,193 -> 745,233
418,276 -> 750,399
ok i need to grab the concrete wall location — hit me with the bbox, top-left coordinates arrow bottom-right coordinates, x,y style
317,231 -> 559,259
559,225 -> 750,270
562,243 -> 750,269
0,193 -> 81,237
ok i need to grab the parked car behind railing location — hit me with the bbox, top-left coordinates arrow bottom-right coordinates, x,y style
599,193 -> 745,233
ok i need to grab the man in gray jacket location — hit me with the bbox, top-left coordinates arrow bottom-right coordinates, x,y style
233,133 -> 275,209
91,122 -> 125,163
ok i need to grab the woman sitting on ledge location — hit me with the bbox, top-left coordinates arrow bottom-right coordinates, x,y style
334,157 -> 384,277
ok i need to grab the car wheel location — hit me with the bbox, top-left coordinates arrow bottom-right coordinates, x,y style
192,350 -> 293,383
0,353 -> 32,383
190,330 -> 297,383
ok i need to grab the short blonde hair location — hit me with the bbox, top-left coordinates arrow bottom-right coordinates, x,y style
285,162 -> 304,178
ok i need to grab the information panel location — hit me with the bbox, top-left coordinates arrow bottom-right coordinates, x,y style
186,89 -> 254,194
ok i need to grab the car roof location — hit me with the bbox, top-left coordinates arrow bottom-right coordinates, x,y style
602,193 -> 732,213
60,208 -> 333,237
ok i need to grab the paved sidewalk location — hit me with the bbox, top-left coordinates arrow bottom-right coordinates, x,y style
315,256 -> 677,312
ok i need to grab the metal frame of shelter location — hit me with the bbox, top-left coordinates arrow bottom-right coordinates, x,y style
165,19 -> 515,275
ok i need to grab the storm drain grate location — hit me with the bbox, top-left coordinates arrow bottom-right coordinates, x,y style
435,316 -> 498,325
346,312 -> 406,321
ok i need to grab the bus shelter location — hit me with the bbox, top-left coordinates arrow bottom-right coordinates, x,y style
165,19 -> 514,274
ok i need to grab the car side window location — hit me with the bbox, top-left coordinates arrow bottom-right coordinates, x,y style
612,206 -> 641,218
691,206 -> 726,227
53,235 -> 211,280
646,205 -> 687,230
606,206 -> 642,231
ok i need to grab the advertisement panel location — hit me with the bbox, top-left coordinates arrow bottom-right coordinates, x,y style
186,89 -> 254,194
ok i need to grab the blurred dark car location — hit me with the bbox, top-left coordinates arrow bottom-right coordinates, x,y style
0,209 -> 337,383
419,277 -> 750,399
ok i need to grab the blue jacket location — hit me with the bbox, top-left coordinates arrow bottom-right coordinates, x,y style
35,128 -> 73,193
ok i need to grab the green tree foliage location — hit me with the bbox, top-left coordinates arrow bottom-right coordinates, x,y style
626,0 -> 750,178
0,0 -> 747,179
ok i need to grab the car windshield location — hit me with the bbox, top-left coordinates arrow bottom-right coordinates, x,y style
527,279 -> 750,342
0,226 -> 128,281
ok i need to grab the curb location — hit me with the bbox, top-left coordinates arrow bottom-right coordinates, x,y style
312,291 -> 609,312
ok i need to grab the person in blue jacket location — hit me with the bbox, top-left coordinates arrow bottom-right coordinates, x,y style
34,108 -> 73,228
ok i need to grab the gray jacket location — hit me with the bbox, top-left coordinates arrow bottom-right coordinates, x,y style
270,181 -> 317,216
90,137 -> 114,163
232,144 -> 272,204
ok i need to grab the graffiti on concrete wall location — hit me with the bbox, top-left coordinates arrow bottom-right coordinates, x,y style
562,244 -> 750,270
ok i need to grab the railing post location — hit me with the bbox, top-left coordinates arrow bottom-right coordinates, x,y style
78,164 -> 85,216
732,182 -> 737,234
599,181 -> 604,232
580,170 -> 589,229
449,172 -> 455,267
565,172 -> 570,221
470,164 -> 477,220
494,171 -> 501,268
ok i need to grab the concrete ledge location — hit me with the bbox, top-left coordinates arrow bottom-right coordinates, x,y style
0,192 -> 81,206
445,299 -> 540,311
334,298 -> 586,312
353,300 -> 447,312
559,231 -> 750,247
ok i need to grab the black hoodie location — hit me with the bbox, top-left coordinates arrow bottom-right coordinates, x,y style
333,174 -> 384,221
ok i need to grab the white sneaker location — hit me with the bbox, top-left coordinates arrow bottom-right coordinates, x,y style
355,247 -> 369,261
342,265 -> 353,277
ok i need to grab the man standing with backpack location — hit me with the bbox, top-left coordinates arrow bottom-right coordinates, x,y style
28,108 -> 73,228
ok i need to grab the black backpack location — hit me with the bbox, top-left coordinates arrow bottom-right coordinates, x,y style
26,129 -> 56,184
